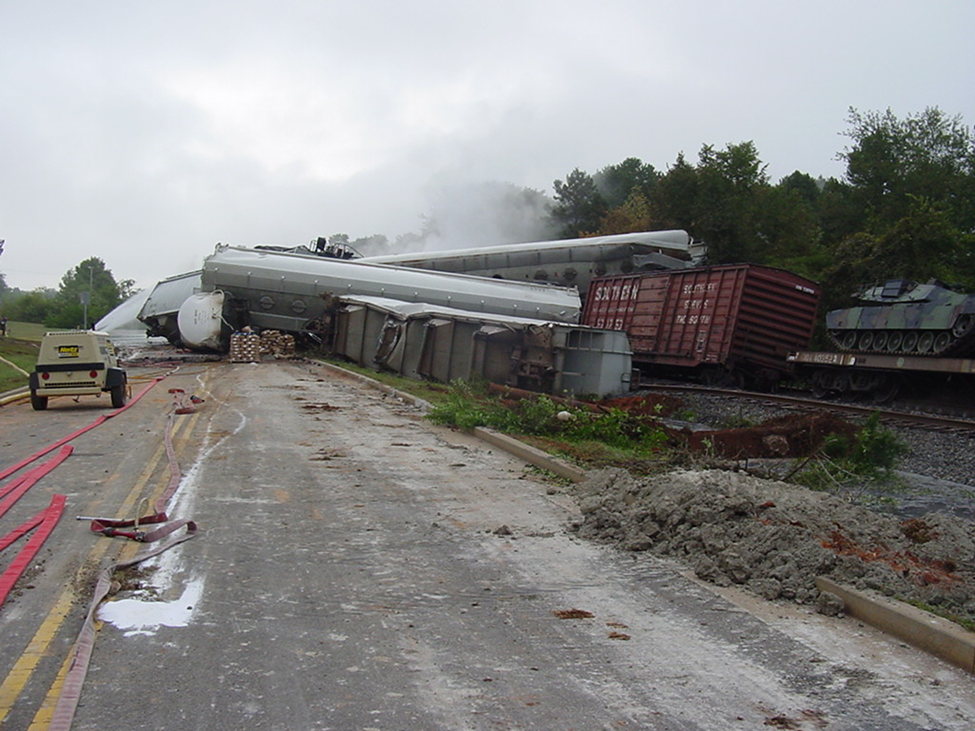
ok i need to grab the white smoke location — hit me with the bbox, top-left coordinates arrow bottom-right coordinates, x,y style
403,180 -> 559,254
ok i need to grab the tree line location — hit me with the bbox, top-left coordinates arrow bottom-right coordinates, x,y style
2,106 -> 972,328
345,107 -> 975,315
547,106 -> 975,312
0,258 -> 135,330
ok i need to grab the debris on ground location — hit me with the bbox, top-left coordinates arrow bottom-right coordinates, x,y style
663,412 -> 860,460
568,468 -> 975,624
601,394 -> 860,461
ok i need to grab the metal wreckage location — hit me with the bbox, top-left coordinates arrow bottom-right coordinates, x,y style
128,230 -> 704,397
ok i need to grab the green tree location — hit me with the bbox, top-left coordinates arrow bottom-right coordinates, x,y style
840,107 -> 975,235
648,142 -> 821,267
592,189 -> 655,235
8,288 -> 56,323
594,157 -> 659,209
818,200 -> 967,310
647,152 -> 699,232
47,258 -> 127,329
551,168 -> 608,237
778,171 -> 821,207
812,107 -> 975,300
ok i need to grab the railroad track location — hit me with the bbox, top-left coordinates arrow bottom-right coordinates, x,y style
640,382 -> 975,434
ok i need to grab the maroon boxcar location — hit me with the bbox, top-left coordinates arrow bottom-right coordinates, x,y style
582,264 -> 820,387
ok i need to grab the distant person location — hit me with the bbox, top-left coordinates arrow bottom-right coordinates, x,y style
0,316 -> 7,337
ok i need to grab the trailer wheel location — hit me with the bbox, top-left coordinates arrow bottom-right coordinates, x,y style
110,384 -> 127,408
30,391 -> 48,411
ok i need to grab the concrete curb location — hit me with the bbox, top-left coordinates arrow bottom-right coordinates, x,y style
0,386 -> 29,407
816,576 -> 975,674
312,360 -> 434,413
471,427 -> 587,483
311,360 -> 975,673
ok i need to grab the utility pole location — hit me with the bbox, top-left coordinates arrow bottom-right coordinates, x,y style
81,265 -> 93,329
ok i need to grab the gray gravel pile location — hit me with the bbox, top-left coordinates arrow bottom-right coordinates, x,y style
569,467 -> 975,622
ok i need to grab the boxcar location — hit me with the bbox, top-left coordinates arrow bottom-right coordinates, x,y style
582,264 -> 820,388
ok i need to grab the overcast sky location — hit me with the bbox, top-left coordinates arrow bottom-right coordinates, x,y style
2,0 -> 973,293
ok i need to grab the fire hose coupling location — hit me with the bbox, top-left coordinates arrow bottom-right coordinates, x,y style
93,525 -> 146,541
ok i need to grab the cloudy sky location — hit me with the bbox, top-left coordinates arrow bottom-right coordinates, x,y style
1,0 -> 973,293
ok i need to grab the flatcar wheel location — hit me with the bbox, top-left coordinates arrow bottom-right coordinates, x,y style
901,332 -> 918,352
933,331 -> 952,353
810,370 -> 829,398
885,331 -> 903,352
916,331 -> 935,353
871,375 -> 899,404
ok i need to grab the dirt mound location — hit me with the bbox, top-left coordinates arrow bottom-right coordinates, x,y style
569,468 -> 975,622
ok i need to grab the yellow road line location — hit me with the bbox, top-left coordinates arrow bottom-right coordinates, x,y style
0,407 -> 196,725
23,378 -> 214,729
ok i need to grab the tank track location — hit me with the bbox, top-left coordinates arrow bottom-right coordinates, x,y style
828,318 -> 975,357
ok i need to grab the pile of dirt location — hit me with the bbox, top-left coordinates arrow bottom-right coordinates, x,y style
569,468 -> 975,622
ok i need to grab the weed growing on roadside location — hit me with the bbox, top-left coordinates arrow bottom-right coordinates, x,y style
427,379 -> 669,459
790,413 -> 907,504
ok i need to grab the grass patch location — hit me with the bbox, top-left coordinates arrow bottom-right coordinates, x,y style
0,330 -> 43,392
900,597 -> 975,633
2,321 -> 47,342
426,379 -> 672,470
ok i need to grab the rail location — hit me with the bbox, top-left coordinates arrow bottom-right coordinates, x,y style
641,382 -> 975,433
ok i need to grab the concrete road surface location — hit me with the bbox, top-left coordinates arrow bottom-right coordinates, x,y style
2,359 -> 974,730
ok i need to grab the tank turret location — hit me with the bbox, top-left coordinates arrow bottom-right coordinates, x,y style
827,279 -> 975,355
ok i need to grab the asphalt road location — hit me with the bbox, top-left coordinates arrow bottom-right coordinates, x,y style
2,359 -> 975,730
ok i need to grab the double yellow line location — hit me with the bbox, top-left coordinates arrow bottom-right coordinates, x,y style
0,387 -> 208,729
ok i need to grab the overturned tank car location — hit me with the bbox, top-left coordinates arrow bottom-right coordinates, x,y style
827,279 -> 975,356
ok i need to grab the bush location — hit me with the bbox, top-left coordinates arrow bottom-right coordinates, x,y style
791,412 -> 906,502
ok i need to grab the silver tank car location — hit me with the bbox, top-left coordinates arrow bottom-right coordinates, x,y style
201,244 -> 582,336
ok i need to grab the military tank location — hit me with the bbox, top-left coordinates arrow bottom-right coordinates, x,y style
827,279 -> 975,356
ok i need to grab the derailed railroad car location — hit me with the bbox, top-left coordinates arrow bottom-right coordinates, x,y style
329,295 -> 633,397
582,264 -> 820,388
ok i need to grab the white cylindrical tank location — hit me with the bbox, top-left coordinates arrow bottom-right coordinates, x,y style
177,291 -> 226,351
